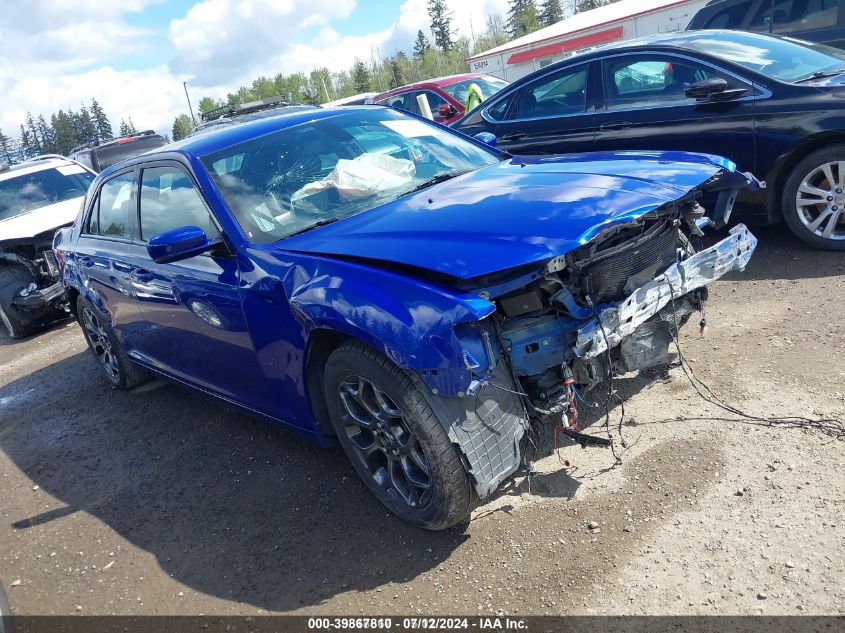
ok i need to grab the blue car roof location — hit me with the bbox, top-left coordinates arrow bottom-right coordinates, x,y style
165,106 -> 378,158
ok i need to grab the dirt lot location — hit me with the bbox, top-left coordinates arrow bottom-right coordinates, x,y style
0,226 -> 843,616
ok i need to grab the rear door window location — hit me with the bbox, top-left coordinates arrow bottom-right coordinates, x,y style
701,1 -> 754,28
516,65 -> 588,119
750,0 -> 839,33
90,172 -> 134,238
377,93 -> 414,113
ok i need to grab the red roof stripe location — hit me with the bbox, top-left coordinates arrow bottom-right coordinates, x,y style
464,0 -> 692,62
506,26 -> 624,65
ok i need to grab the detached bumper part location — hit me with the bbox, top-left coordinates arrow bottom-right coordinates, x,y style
575,224 -> 757,358
12,281 -> 65,310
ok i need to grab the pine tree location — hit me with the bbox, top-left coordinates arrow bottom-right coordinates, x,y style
507,0 -> 539,37
89,98 -> 112,142
427,0 -> 454,51
387,56 -> 403,89
539,0 -> 564,26
37,115 -> 56,154
20,124 -> 35,158
172,114 -> 193,141
413,30 -> 431,59
52,110 -> 79,155
70,105 -> 97,144
576,0 -> 604,12
24,113 -> 42,155
0,129 -> 12,163
119,118 -> 137,136
351,59 -> 372,93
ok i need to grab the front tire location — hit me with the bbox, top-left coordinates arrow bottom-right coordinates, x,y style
782,145 -> 845,250
324,341 -> 474,530
76,295 -> 148,389
0,265 -> 36,339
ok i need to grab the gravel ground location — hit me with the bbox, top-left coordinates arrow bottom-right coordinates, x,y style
0,226 -> 843,616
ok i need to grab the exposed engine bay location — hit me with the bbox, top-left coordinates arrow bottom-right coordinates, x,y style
442,185 -> 758,494
0,231 -> 68,335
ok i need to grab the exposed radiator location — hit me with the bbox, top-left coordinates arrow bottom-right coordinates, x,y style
576,220 -> 679,303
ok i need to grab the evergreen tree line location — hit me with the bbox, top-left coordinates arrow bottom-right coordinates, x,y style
174,1 -> 618,139
0,98 -> 145,163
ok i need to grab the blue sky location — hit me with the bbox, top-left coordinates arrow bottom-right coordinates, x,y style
0,0 -> 508,135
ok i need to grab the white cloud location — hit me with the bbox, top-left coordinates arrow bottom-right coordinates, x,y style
169,0 -> 359,86
0,65 -> 191,139
169,0 -> 510,83
0,0 -> 159,69
0,0 -> 510,140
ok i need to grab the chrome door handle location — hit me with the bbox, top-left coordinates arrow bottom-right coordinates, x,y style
599,121 -> 632,131
131,268 -> 154,282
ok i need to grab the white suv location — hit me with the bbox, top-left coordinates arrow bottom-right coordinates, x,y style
0,155 -> 95,338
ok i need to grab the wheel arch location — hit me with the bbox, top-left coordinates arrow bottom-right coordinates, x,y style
766,132 -> 845,223
66,286 -> 81,319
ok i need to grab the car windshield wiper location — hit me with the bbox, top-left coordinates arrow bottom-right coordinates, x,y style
283,216 -> 344,238
404,170 -> 471,194
793,67 -> 845,83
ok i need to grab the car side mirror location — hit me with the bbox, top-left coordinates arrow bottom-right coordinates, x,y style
147,225 -> 214,264
437,103 -> 456,117
685,77 -> 747,102
474,132 -> 497,147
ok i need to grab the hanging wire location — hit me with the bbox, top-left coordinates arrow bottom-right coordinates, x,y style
664,280 -> 845,440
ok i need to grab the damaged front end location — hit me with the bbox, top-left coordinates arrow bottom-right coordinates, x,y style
0,232 -> 68,335
435,165 -> 759,498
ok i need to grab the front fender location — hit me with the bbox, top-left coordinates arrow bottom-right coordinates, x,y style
278,251 -> 496,396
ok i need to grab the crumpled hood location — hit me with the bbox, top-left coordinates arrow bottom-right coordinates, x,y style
0,197 -> 83,244
278,151 -> 738,279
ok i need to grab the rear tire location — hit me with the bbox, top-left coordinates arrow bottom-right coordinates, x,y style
76,295 -> 149,389
782,145 -> 845,250
324,340 -> 473,530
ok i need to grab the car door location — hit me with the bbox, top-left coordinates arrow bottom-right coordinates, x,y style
485,62 -> 598,155
71,169 -> 141,345
416,89 -> 459,124
124,161 -> 270,406
591,52 -> 758,175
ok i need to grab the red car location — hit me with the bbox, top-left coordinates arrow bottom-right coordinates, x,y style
370,73 -> 509,125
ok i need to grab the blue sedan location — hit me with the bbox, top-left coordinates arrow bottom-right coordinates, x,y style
54,106 -> 758,529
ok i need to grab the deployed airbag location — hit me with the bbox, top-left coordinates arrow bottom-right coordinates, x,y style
292,153 -> 415,204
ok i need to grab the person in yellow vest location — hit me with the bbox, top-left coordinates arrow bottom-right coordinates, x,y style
464,82 -> 484,113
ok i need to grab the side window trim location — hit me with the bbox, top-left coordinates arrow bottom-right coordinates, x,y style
80,167 -> 137,242
598,51 -> 758,113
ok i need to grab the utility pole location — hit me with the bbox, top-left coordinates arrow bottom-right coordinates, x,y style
183,81 -> 196,126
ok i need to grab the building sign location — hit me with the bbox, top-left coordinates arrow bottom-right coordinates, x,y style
469,55 -> 503,75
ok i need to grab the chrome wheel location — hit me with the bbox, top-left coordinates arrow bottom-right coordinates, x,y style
81,307 -> 119,380
338,376 -> 431,509
795,160 -> 845,241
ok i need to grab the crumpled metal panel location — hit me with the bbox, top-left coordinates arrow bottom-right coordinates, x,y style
574,224 -> 757,358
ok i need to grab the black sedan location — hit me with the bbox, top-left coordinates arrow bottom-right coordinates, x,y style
454,30 -> 845,250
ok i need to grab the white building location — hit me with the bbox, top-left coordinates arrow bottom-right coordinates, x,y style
466,0 -> 709,82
